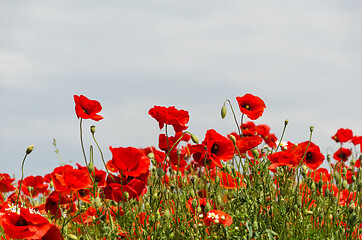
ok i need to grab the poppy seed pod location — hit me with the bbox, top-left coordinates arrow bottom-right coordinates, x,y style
90,125 -> 96,134
26,145 -> 34,154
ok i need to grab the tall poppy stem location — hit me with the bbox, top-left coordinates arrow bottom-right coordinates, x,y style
79,118 -> 88,166
16,145 -> 33,212
223,100 -> 242,137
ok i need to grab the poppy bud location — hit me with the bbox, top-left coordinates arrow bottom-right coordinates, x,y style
157,168 -> 165,178
342,167 -> 347,177
304,209 -> 313,215
197,206 -> 202,213
191,134 -> 199,144
26,145 -> 34,154
229,135 -> 237,145
164,209 -> 171,219
327,154 -> 331,162
87,162 -> 94,173
325,188 -> 330,197
293,204 -> 298,212
251,148 -> 259,159
310,182 -> 316,192
145,202 -> 150,211
334,172 -> 341,183
310,126 -> 314,133
93,197 -> 102,209
90,125 -> 96,134
349,213 -> 357,226
318,212 -> 324,221
192,199 -> 197,209
358,181 -> 362,191
350,159 -> 356,167
67,234 -> 78,240
351,175 -> 356,183
221,105 -> 227,119
123,192 -> 129,200
168,232 -> 175,239
215,175 -> 220,184
147,152 -> 155,159
318,180 -> 323,190
27,186 -> 34,193
348,201 -> 356,213
253,221 -> 258,231
226,164 -> 232,174
342,180 -> 348,189
204,202 -> 211,213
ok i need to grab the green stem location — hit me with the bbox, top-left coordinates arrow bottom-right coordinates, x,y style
224,100 -> 242,137
16,152 -> 29,211
79,118 -> 88,166
272,120 -> 288,154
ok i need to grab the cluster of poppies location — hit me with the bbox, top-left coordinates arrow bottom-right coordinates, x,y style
0,93 -> 361,239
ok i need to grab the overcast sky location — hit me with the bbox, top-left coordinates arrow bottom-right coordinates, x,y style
1,1 -> 362,178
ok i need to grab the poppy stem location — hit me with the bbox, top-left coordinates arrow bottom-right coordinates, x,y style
91,132 -> 114,180
272,119 -> 289,154
224,100 -> 242,137
79,118 -> 88,166
15,151 -> 30,212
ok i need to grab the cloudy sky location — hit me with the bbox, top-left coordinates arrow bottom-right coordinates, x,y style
1,1 -> 362,178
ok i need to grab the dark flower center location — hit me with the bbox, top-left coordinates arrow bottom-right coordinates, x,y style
79,189 -> 88,197
15,218 -> 28,226
339,153 -> 346,159
211,144 -> 219,154
306,152 -> 313,160
242,104 -> 250,110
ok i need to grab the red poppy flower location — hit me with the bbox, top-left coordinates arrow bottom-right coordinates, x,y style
104,171 -> 149,202
0,173 -> 16,193
76,163 -> 107,188
45,191 -> 73,219
0,207 -> 51,239
74,95 -> 103,121
50,165 -> 92,194
158,132 -> 190,152
191,129 -> 234,168
186,198 -> 217,218
108,146 -> 150,178
298,141 -> 325,170
264,133 -> 278,148
18,175 -> 49,197
235,135 -> 263,154
148,106 -> 190,132
331,128 -> 353,143
255,124 -> 271,138
267,143 -> 303,173
308,168 -> 331,182
333,148 -> 352,162
241,121 -> 257,136
204,210 -> 233,227
210,169 -> 244,189
42,224 -> 63,240
236,93 -> 266,120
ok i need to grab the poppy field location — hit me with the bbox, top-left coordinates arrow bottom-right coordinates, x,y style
1,93 -> 362,239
